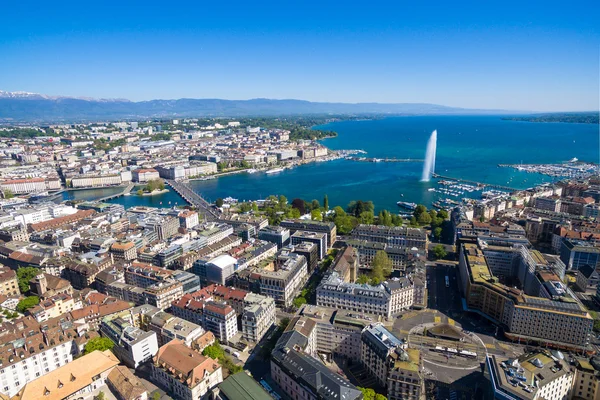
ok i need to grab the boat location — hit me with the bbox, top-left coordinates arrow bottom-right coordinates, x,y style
428,188 -> 436,192
246,169 -> 258,174
397,201 -> 417,210
266,168 -> 284,174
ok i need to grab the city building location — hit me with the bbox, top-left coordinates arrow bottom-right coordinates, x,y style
351,224 -> 427,252
132,168 -> 160,183
290,241 -> 319,273
280,219 -> 337,248
241,295 -> 276,343
100,313 -> 159,368
194,254 -> 238,285
485,351 -> 574,400
0,267 -> 19,296
210,372 -> 271,400
560,239 -> 600,271
317,272 -> 414,318
152,340 -> 223,400
202,302 -> 238,343
290,230 -> 327,260
10,350 -> 120,400
258,226 -> 290,249
458,242 -> 593,350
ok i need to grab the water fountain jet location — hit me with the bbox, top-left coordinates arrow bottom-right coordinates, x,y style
421,130 -> 437,182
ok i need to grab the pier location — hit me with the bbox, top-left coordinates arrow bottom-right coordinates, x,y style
97,183 -> 135,202
347,157 -> 424,163
431,173 -> 518,192
166,179 -> 220,220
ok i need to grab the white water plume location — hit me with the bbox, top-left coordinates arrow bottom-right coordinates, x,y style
421,130 -> 437,181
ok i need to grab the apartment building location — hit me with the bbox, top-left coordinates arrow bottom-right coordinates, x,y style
280,219 -> 337,248
0,267 -> 19,296
316,272 -> 414,318
459,243 -> 593,349
485,351 -> 574,400
255,251 -> 308,307
70,174 -> 122,188
148,312 -> 205,347
290,230 -> 327,260
0,316 -> 94,397
351,224 -> 428,251
100,313 -> 159,368
28,293 -> 82,322
152,340 -> 223,400
132,168 -> 160,182
0,178 -> 60,194
258,226 -> 290,249
110,241 -> 137,260
203,302 -> 238,343
241,294 -> 276,343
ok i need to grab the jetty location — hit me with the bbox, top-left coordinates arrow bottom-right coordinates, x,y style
97,183 -> 135,202
166,179 -> 219,220
431,173 -> 517,192
347,157 -> 424,163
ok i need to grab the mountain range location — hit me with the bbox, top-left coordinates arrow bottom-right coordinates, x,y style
0,90 -> 519,123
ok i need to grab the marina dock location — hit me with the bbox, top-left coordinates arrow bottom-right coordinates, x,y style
432,173 -> 518,192
347,157 -> 424,163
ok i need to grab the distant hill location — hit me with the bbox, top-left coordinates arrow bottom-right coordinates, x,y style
502,113 -> 599,124
0,90 -> 515,123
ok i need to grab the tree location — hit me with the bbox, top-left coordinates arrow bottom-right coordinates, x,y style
417,212 -> 432,225
95,391 -> 106,400
323,194 -> 329,211
84,337 -> 114,354
291,198 -> 306,214
288,207 -> 301,219
413,204 -> 427,218
356,274 -> 369,284
433,227 -> 443,240
136,189 -> 143,196
438,209 -> 449,220
215,198 -> 224,207
16,296 -> 39,313
333,206 -> 346,217
360,211 -> 375,225
358,387 -> 376,400
3,189 -> 14,199
334,214 -> 358,235
293,296 -> 307,308
311,199 -> 320,210
278,195 -> 287,205
151,392 -> 161,400
429,209 -> 438,221
432,244 -> 448,260
372,250 -> 392,279
347,200 -> 374,217
16,267 -> 39,294
479,215 -> 486,223
311,209 -> 322,221
202,343 -> 225,360
377,210 -> 393,226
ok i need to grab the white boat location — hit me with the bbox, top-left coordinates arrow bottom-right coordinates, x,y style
397,201 -> 417,210
246,169 -> 258,174
266,168 -> 284,174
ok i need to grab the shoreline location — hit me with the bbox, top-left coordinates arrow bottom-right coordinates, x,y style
136,188 -> 170,196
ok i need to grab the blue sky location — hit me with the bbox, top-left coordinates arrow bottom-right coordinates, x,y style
1,1 -> 598,111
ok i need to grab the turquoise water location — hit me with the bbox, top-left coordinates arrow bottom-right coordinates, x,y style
61,186 -> 186,208
86,115 -> 597,212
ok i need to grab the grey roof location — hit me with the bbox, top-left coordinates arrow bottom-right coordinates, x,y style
272,347 -> 363,400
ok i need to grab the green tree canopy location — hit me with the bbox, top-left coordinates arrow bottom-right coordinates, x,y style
215,198 -> 224,207
16,267 -> 39,294
438,209 -> 449,220
347,200 -> 374,217
360,211 -> 375,225
84,337 -> 114,354
413,204 -> 427,218
333,206 -> 346,217
323,194 -> 329,211
202,343 -> 225,360
16,296 -> 39,313
3,189 -> 14,199
418,212 -> 432,225
311,209 -> 322,221
293,296 -> 307,308
356,274 -> 369,284
432,244 -> 448,260
373,250 -> 392,276
311,199 -> 320,210
278,195 -> 287,205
